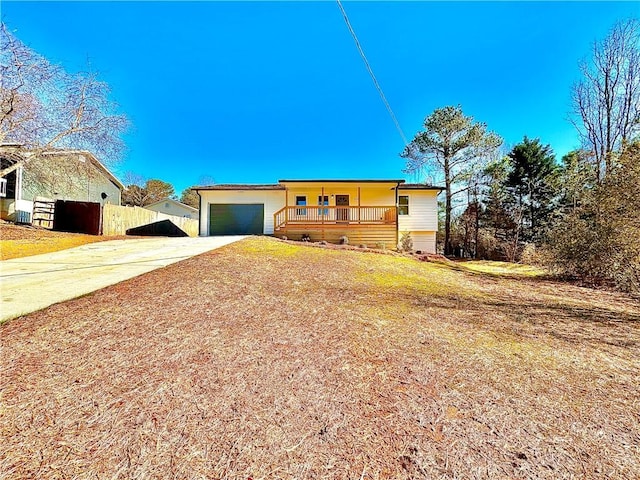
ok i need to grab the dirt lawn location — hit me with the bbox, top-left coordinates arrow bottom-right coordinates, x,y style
1,237 -> 639,479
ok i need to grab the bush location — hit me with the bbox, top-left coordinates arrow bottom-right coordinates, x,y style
520,243 -> 547,266
399,232 -> 413,252
545,143 -> 640,292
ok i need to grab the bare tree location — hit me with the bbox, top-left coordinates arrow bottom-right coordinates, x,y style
572,19 -> 640,181
402,105 -> 502,256
0,23 -> 128,179
121,172 -> 150,207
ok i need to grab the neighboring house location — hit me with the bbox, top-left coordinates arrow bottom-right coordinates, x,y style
0,144 -> 123,222
145,198 -> 200,221
195,179 -> 443,253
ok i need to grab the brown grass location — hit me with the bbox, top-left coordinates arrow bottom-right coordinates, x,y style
1,237 -> 639,479
0,223 -> 130,260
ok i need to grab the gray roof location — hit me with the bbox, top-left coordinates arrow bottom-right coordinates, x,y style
194,184 -> 285,191
279,179 -> 406,184
399,183 -> 445,191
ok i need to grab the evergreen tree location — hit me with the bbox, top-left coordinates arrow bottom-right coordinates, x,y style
505,137 -> 559,243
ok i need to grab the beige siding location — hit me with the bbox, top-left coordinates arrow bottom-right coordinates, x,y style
284,183 -> 396,208
198,190 -> 285,236
358,186 -> 397,206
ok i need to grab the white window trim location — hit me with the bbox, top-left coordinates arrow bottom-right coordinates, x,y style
399,195 -> 409,215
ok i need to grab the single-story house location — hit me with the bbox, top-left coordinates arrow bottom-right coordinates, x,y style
195,179 -> 443,253
0,144 -> 123,222
145,198 -> 199,221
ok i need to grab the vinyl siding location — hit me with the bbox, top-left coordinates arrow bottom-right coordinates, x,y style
398,190 -> 439,253
408,231 -> 436,253
397,190 -> 438,231
22,157 -> 121,205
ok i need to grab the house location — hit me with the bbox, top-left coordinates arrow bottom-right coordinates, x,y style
0,144 -> 124,222
145,198 -> 199,221
195,179 -> 443,253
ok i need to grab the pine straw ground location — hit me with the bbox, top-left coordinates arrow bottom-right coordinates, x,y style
1,237 -> 639,479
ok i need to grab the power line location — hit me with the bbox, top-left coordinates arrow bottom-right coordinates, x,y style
336,0 -> 409,146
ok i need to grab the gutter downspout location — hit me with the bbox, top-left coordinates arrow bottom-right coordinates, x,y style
196,190 -> 202,237
395,182 -> 401,249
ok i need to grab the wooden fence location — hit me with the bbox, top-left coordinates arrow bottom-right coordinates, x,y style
32,198 -> 55,229
102,204 -> 199,237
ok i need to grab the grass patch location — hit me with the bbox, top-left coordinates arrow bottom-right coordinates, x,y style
454,259 -> 547,277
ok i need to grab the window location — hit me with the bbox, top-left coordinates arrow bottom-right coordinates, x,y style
295,195 -> 307,215
317,195 -> 329,216
0,178 -> 6,198
399,195 -> 409,215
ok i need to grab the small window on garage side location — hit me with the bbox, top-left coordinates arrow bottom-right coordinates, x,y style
399,195 -> 409,215
296,195 -> 307,215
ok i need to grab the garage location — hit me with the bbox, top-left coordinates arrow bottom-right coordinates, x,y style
209,204 -> 264,235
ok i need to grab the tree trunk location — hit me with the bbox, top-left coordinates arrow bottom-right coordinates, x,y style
474,201 -> 479,259
444,156 -> 453,256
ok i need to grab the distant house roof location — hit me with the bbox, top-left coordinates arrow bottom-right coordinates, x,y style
399,183 -> 445,191
195,184 -> 285,191
145,198 -> 198,212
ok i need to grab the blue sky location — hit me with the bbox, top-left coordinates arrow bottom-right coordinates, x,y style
3,1 -> 639,195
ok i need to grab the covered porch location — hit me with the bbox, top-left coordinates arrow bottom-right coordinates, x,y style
273,180 -> 403,247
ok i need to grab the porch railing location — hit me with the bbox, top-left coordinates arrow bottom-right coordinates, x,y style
274,206 -> 397,230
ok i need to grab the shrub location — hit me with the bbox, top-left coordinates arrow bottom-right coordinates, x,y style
399,232 -> 413,252
520,243 -> 547,266
545,143 -> 640,292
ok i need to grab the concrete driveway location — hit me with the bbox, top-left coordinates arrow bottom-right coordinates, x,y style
0,236 -> 246,322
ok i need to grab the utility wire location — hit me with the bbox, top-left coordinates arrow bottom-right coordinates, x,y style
336,0 -> 409,146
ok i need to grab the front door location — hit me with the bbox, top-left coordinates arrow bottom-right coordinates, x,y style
335,195 -> 349,222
